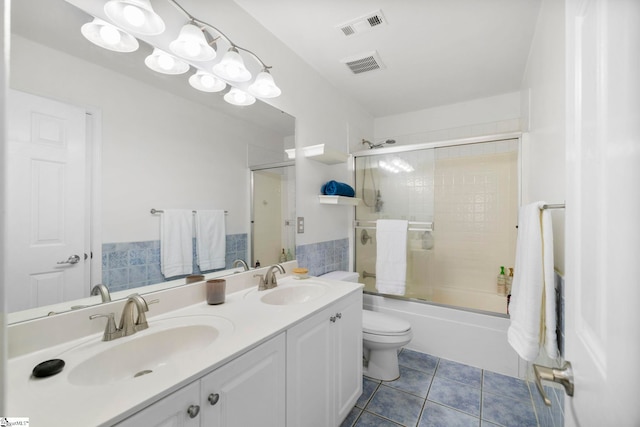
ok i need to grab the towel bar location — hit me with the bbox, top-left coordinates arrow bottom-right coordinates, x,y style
151,208 -> 228,214
354,220 -> 433,232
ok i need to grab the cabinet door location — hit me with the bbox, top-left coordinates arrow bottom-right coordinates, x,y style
201,333 -> 286,427
286,306 -> 334,427
334,293 -> 363,424
116,381 -> 201,427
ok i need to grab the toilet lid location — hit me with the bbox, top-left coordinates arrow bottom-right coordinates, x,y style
362,310 -> 411,335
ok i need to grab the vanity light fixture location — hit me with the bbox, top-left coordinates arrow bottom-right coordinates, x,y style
144,48 -> 189,74
189,70 -> 226,92
212,47 -> 252,82
104,0 -> 166,35
78,0 -> 281,106
169,22 -> 217,61
224,87 -> 256,106
248,68 -> 282,98
80,18 -> 139,52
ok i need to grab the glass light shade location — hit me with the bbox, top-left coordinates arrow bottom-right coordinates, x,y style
104,0 -> 165,35
81,18 -> 139,52
145,48 -> 189,75
212,48 -> 251,82
248,69 -> 281,98
224,88 -> 256,106
170,24 -> 216,61
189,70 -> 226,92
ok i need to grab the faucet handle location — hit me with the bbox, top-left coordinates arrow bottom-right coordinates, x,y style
253,274 -> 267,291
90,313 -> 120,341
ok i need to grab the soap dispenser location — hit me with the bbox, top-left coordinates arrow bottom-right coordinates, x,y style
279,249 -> 286,263
506,267 -> 514,295
497,266 -> 506,296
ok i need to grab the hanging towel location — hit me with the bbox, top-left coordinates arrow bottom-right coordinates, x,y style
160,209 -> 193,278
195,210 -> 226,271
507,202 -> 559,361
375,219 -> 408,295
321,180 -> 355,197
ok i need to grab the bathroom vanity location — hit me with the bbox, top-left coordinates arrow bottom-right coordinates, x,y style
6,267 -> 363,426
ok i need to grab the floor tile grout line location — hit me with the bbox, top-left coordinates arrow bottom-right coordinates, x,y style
414,356 -> 440,426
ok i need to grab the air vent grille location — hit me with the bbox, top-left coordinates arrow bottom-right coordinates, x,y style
340,26 -> 355,36
336,10 -> 387,36
341,51 -> 386,75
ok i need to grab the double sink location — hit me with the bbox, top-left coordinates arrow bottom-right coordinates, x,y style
56,279 -> 328,388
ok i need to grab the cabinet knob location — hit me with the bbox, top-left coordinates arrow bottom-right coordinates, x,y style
208,393 -> 220,405
336,312 -> 342,319
186,404 -> 200,419
330,316 -> 336,323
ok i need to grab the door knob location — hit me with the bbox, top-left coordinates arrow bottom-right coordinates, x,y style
57,254 -> 81,265
533,361 -> 574,406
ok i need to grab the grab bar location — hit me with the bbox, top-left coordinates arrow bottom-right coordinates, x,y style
362,270 -> 376,279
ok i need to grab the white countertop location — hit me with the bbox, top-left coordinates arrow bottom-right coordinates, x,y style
7,273 -> 363,426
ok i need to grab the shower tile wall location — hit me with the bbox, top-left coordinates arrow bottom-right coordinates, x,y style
102,233 -> 247,292
296,238 -> 349,277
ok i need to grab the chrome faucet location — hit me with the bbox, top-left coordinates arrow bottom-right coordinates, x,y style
90,294 -> 157,341
264,264 -> 286,288
232,259 -> 250,271
91,284 -> 111,302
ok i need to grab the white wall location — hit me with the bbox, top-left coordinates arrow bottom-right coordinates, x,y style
0,0 -> 8,414
206,0 -> 373,246
372,91 -> 521,149
520,0 -> 566,272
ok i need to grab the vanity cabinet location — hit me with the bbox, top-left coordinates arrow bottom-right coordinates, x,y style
286,292 -> 363,427
116,333 -> 286,427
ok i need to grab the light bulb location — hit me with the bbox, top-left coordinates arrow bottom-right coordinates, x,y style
200,74 -> 215,88
99,25 -> 121,45
123,4 -> 145,27
157,54 -> 175,70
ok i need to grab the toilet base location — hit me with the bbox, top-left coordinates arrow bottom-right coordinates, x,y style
363,349 -> 401,381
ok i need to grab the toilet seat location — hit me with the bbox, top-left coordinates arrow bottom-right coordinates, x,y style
363,310 -> 411,336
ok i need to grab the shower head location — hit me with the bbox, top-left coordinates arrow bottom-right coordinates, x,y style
361,139 -> 396,149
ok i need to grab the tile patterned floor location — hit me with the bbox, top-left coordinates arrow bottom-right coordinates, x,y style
341,349 -> 563,427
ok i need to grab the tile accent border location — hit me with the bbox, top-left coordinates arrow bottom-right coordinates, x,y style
102,234 -> 247,292
295,238 -> 349,277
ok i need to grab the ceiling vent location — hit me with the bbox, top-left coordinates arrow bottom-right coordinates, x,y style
341,51 -> 386,75
337,10 -> 387,37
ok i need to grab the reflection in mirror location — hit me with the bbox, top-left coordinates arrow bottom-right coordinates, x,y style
251,164 -> 296,267
7,0 -> 295,322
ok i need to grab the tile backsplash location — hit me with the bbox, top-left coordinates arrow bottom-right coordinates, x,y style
102,234 -> 247,292
296,238 -> 349,277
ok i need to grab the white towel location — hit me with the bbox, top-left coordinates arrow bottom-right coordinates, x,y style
195,210 -> 226,271
507,202 -> 558,361
160,209 -> 193,278
375,219 -> 408,295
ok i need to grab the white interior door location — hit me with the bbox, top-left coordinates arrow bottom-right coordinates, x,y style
564,0 -> 640,425
6,90 -> 89,312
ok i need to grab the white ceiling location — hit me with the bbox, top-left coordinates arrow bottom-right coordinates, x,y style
233,0 -> 542,118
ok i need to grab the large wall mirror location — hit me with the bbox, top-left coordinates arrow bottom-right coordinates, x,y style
7,0 -> 295,322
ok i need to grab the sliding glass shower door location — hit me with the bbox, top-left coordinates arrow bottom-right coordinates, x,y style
354,139 -> 519,314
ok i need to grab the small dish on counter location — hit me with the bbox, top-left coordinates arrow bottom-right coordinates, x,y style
292,268 -> 309,280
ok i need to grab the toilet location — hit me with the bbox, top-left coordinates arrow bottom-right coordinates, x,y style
320,271 -> 413,381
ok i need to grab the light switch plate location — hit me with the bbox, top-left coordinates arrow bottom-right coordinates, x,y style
297,217 -> 304,233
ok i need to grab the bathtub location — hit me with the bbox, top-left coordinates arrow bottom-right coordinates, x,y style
363,292 -> 523,378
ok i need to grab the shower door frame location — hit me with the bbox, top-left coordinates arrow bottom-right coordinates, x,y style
350,132 -> 523,317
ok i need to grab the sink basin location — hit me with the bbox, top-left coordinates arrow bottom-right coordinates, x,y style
258,282 -> 327,305
64,315 -> 233,387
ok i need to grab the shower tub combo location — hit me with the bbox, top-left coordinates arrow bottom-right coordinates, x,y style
353,135 -> 523,376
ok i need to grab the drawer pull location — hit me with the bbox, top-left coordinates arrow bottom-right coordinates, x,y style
187,404 -> 200,418
208,393 -> 220,405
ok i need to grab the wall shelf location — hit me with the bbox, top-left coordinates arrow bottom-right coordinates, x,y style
286,144 -> 349,165
318,195 -> 361,206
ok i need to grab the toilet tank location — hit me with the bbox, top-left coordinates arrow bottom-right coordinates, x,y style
320,271 -> 360,283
